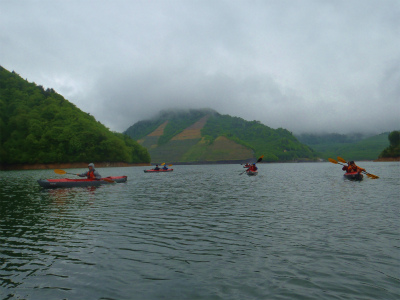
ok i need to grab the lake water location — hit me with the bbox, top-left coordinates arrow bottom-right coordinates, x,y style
1,162 -> 399,300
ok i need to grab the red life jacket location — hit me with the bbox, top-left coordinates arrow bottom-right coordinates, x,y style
249,165 -> 257,171
87,170 -> 95,179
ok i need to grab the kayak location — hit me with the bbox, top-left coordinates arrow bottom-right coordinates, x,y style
343,172 -> 363,181
246,170 -> 258,176
37,176 -> 127,188
144,169 -> 173,173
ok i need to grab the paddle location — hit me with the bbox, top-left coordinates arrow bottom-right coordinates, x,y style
337,157 -> 379,179
240,155 -> 264,175
54,169 -> 76,175
328,158 -> 378,179
54,169 -> 115,183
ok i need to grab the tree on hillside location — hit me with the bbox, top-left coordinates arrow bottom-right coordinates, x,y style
379,130 -> 400,158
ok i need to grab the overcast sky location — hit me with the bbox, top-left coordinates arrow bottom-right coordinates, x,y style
1,0 -> 399,134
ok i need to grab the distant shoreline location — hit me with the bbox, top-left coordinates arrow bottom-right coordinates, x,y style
373,157 -> 400,162
0,162 -> 151,171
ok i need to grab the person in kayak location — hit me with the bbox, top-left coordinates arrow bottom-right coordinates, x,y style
162,164 -> 168,170
153,165 -> 160,170
77,163 -> 102,179
343,161 -> 365,174
247,163 -> 258,172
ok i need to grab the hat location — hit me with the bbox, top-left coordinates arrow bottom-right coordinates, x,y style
88,163 -> 95,168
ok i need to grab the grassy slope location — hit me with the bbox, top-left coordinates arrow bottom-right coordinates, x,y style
181,136 -> 254,162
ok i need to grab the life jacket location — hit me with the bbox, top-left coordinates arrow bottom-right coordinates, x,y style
249,165 -> 257,171
87,170 -> 96,179
348,164 -> 363,173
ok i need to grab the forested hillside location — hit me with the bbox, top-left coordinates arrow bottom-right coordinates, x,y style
0,66 -> 150,166
296,132 -> 390,160
124,109 -> 317,163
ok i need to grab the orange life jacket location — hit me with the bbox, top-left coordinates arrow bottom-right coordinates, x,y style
348,164 -> 364,173
347,165 -> 355,173
87,170 -> 95,179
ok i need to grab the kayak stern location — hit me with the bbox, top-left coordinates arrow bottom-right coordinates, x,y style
343,172 -> 363,181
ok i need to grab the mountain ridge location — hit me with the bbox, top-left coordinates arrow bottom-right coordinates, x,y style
124,109 -> 317,163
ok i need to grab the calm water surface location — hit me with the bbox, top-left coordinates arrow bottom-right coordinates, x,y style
1,162 -> 399,300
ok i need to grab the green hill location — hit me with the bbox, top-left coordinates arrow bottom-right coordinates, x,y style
296,132 -> 390,160
124,109 -> 317,163
0,66 -> 150,167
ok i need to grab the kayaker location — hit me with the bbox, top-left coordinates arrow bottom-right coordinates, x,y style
153,165 -> 160,170
77,163 -> 102,180
162,165 -> 168,170
344,161 -> 365,174
247,163 -> 258,172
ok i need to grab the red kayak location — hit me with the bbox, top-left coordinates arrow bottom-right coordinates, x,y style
144,169 -> 173,173
37,176 -> 127,188
343,172 -> 363,181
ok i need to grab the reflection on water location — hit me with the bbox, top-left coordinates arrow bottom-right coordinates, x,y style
46,186 -> 97,206
0,163 -> 399,300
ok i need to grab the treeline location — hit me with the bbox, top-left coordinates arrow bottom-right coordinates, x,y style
0,66 -> 150,166
379,131 -> 400,158
296,132 -> 390,160
201,114 -> 317,161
